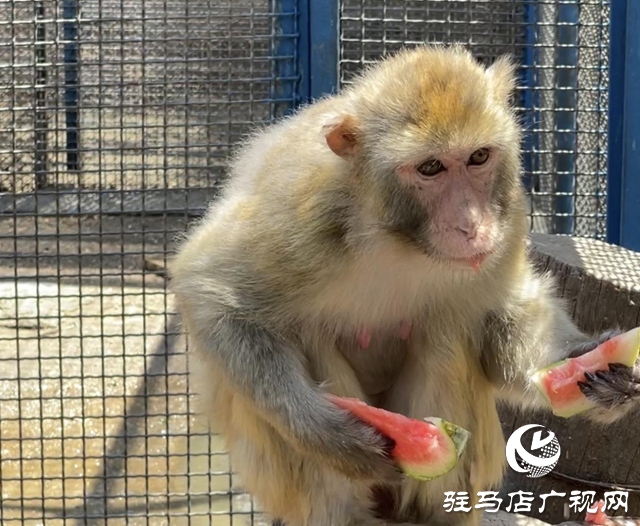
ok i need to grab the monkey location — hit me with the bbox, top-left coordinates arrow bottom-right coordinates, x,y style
168,45 -> 640,526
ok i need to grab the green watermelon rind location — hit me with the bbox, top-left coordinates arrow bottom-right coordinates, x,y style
436,418 -> 471,459
531,359 -> 580,417
531,327 -> 640,419
401,418 -> 471,481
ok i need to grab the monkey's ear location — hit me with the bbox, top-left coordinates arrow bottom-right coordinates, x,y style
486,55 -> 518,105
323,114 -> 360,158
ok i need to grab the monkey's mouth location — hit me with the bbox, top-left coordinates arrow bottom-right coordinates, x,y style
448,252 -> 492,271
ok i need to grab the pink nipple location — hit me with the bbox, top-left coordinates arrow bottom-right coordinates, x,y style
357,329 -> 372,350
398,320 -> 412,340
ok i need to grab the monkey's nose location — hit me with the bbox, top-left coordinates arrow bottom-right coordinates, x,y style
456,224 -> 478,240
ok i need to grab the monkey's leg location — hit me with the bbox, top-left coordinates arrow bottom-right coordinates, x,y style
220,342 -> 420,526
227,404 -> 421,526
192,363 -> 375,526
385,334 -> 504,526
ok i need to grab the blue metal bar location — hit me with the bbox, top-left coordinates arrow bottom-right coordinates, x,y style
298,0 -> 310,102
606,0 -> 626,245
554,0 -> 579,235
275,0 -> 339,112
63,0 -> 80,171
273,0 -> 299,119
306,0 -> 339,101
521,1 -> 539,193
34,0 -> 48,188
607,0 -> 640,250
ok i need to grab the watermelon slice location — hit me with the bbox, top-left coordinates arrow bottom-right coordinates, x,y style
586,500 -> 608,525
531,327 -> 640,418
329,395 -> 470,481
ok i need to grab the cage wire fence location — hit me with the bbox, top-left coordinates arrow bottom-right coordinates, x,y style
0,0 -> 611,524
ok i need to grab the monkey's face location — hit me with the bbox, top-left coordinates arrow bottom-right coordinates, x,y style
326,115 -> 520,269
392,145 -> 506,266
358,104 -> 520,270
323,47 -> 523,270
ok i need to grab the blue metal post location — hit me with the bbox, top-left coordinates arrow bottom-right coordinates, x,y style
63,0 -> 80,171
274,0 -> 339,115
273,0 -> 299,119
34,1 -> 48,188
304,0 -> 339,101
521,1 -> 539,192
607,0 -> 640,251
554,0 -> 579,235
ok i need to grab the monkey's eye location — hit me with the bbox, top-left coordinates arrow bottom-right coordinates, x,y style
417,159 -> 445,178
468,148 -> 490,166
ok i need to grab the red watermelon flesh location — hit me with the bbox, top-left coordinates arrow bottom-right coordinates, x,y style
585,500 -> 608,525
328,395 -> 469,481
531,327 -> 640,418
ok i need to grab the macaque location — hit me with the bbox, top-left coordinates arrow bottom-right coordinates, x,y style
169,46 -> 640,526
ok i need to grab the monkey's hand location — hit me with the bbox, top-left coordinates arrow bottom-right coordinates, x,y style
566,329 -> 640,418
578,363 -> 640,412
306,401 -> 403,483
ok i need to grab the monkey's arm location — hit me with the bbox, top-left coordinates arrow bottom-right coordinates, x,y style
183,308 -> 401,482
480,270 -> 640,422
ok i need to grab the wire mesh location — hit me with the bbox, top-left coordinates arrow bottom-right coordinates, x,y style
0,0 -> 612,524
0,0 -> 295,523
339,0 -> 610,239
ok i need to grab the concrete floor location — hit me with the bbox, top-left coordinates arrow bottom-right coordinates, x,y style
0,214 -> 269,525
